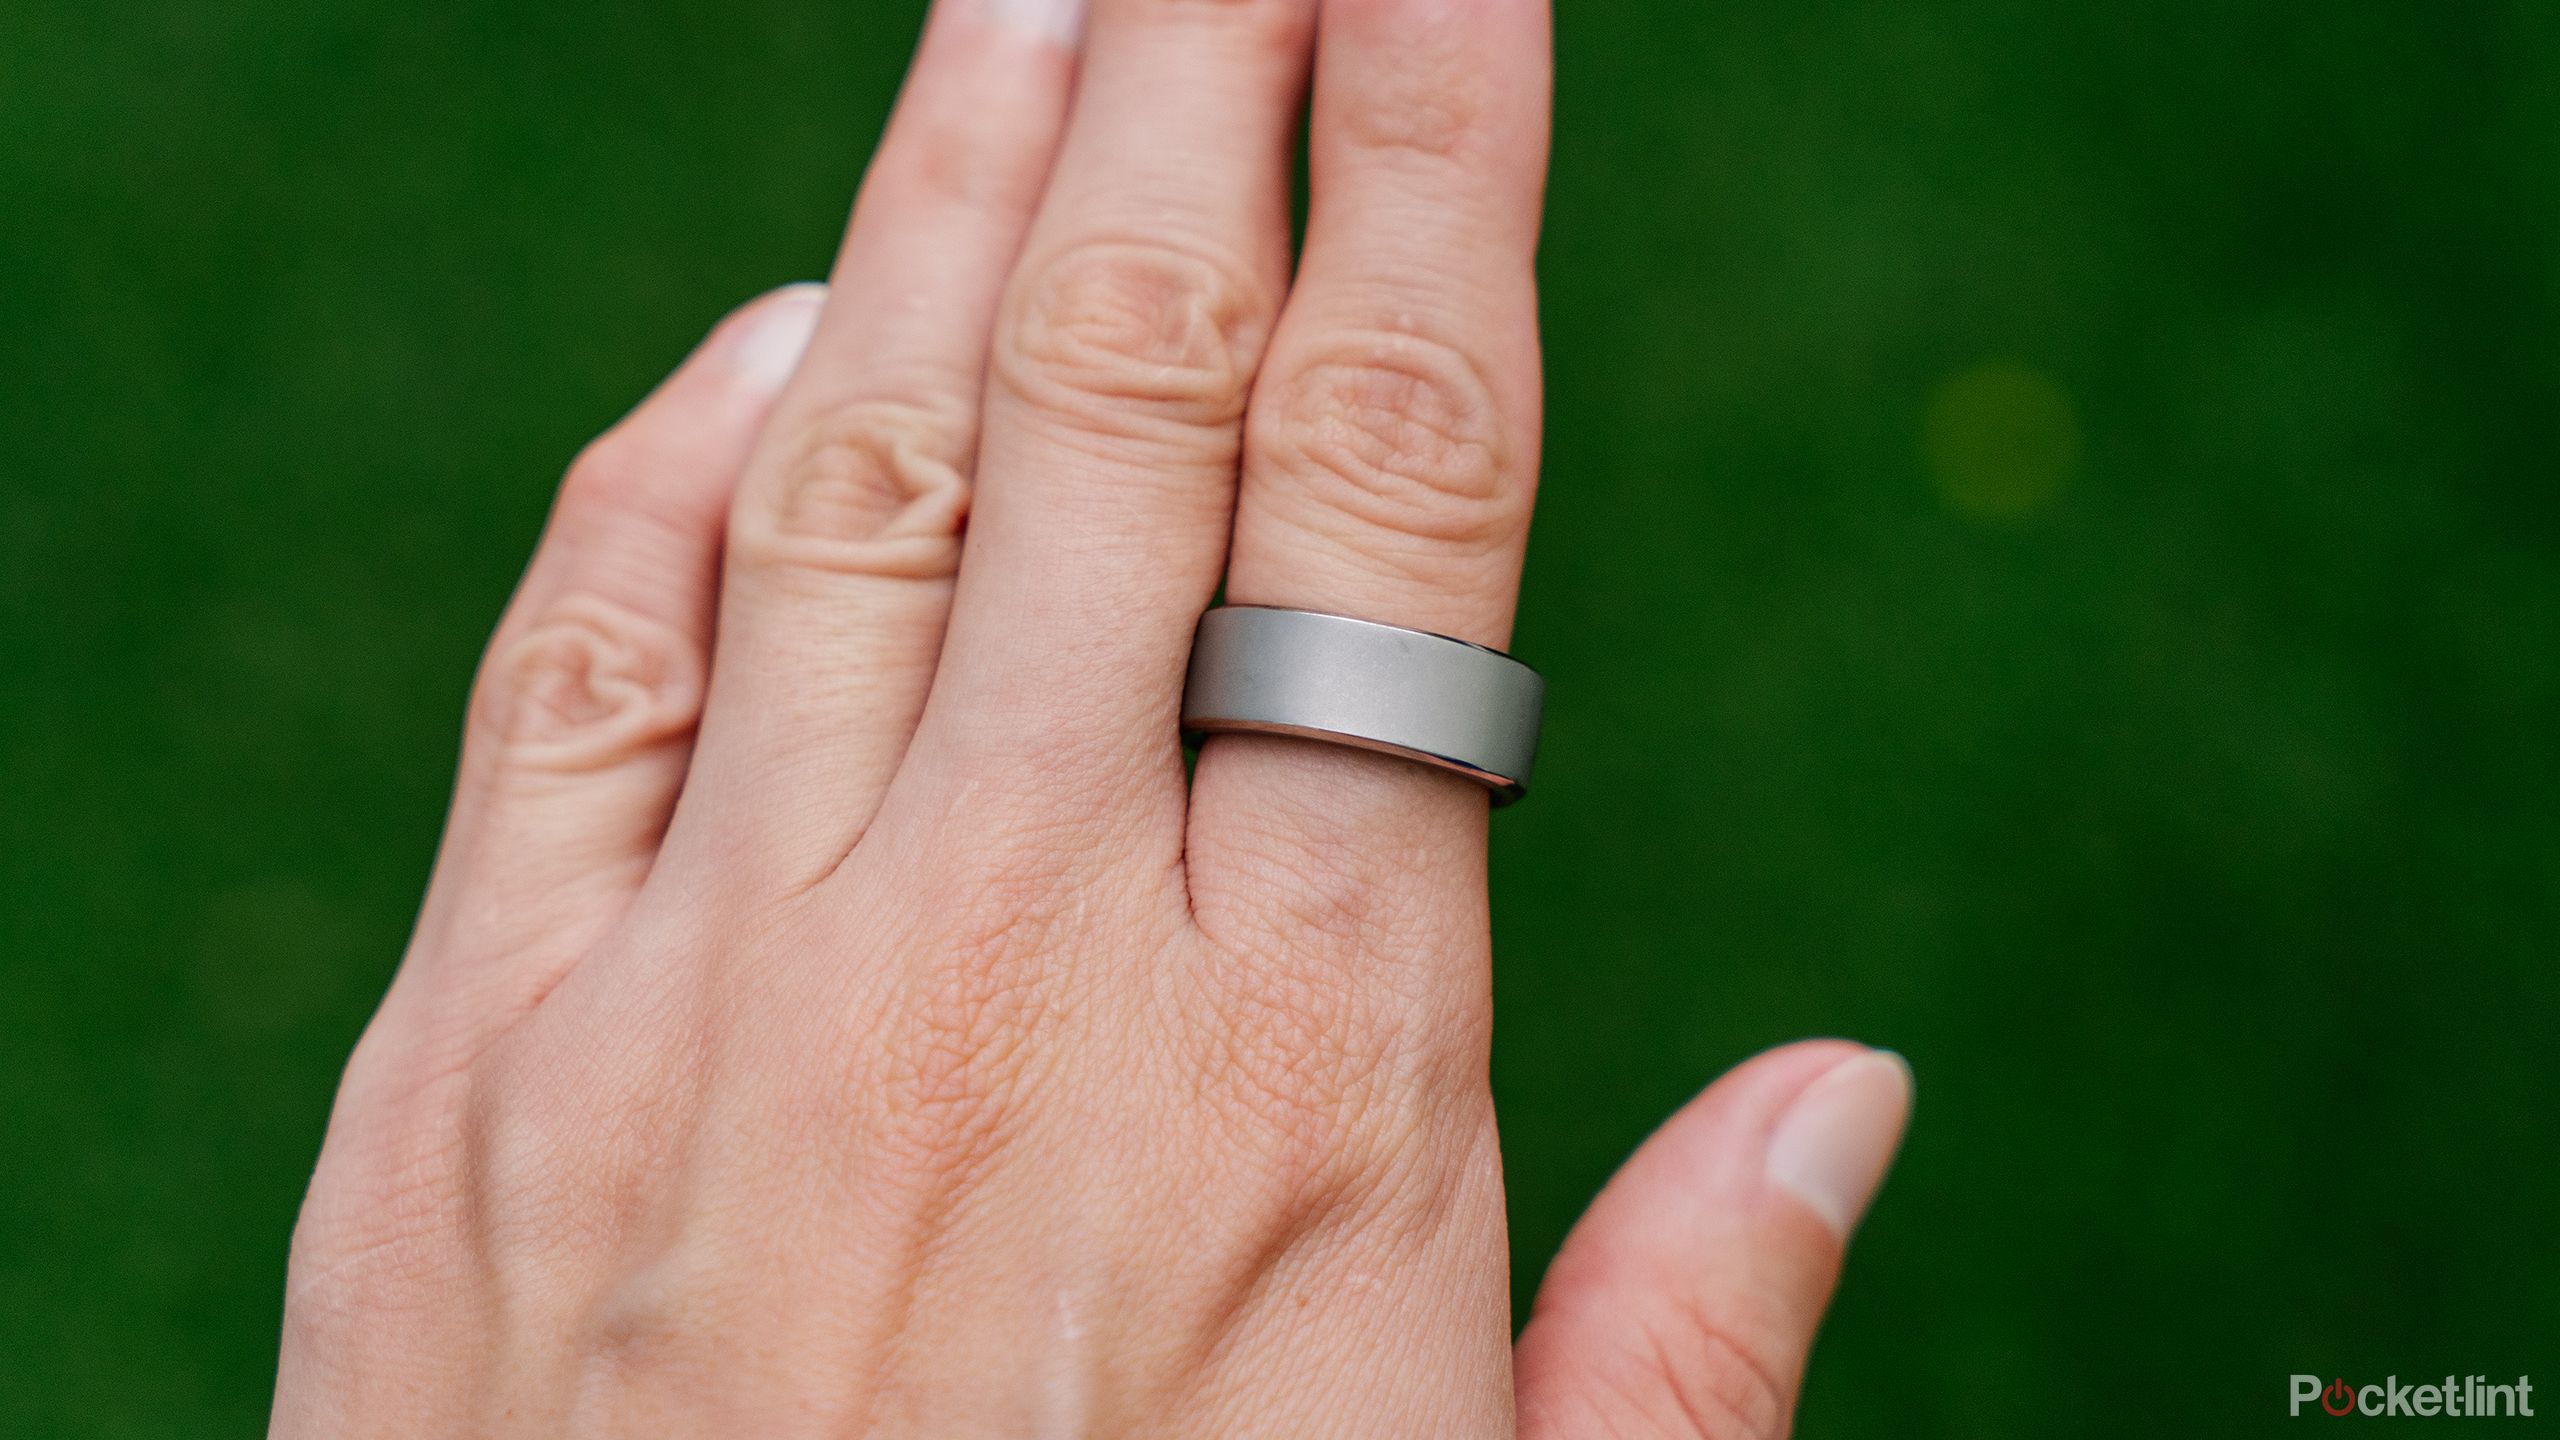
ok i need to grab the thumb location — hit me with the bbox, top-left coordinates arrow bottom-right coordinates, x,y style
1514,1041 -> 1913,1440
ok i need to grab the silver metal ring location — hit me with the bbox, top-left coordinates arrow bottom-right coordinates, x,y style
1180,606 -> 1544,805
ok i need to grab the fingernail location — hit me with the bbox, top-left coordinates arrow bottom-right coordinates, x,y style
727,284 -> 826,393
1764,1049 -> 1913,1236
978,0 -> 1086,45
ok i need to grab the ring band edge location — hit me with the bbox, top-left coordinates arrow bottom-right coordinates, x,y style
1180,714 -> 1528,806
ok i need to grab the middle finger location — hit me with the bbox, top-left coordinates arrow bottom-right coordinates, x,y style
889,0 -> 1317,848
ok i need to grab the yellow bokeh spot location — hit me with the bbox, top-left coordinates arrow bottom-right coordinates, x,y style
1923,361 -> 2080,521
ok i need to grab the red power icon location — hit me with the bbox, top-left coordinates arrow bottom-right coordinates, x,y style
2322,1379 -> 2357,1416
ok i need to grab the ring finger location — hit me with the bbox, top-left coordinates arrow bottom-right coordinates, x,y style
1189,0 -> 1552,915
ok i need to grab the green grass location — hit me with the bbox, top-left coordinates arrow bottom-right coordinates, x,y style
3,0 -> 2555,1433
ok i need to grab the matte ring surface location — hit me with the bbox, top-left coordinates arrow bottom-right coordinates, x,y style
1180,606 -> 1545,804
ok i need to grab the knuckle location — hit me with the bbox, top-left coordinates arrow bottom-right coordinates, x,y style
1198,830 -> 1429,973
582,1273 -> 734,1401
552,427 -> 710,546
1184,934 -> 1455,1226
470,592 -> 703,772
871,983 -> 1039,1184
283,1042 -> 476,1333
1199,1053 -> 1437,1264
1132,0 -> 1318,66
889,101 -> 1053,220
731,393 -> 973,579
289,1147 -> 459,1296
1205,985 -> 1402,1185
283,1191 -> 466,1353
1633,1294 -> 1795,1440
454,1037 -> 693,1274
556,432 -> 649,514
865,847 -> 1083,1178
999,236 -> 1271,433
1338,66 -> 1487,166
1251,328 -> 1520,557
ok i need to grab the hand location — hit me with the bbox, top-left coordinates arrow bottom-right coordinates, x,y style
273,0 -> 1913,1433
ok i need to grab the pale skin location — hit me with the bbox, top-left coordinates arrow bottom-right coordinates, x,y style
273,0 -> 1914,1433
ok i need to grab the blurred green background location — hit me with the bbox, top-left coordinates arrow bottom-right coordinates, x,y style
4,0 -> 2556,1433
